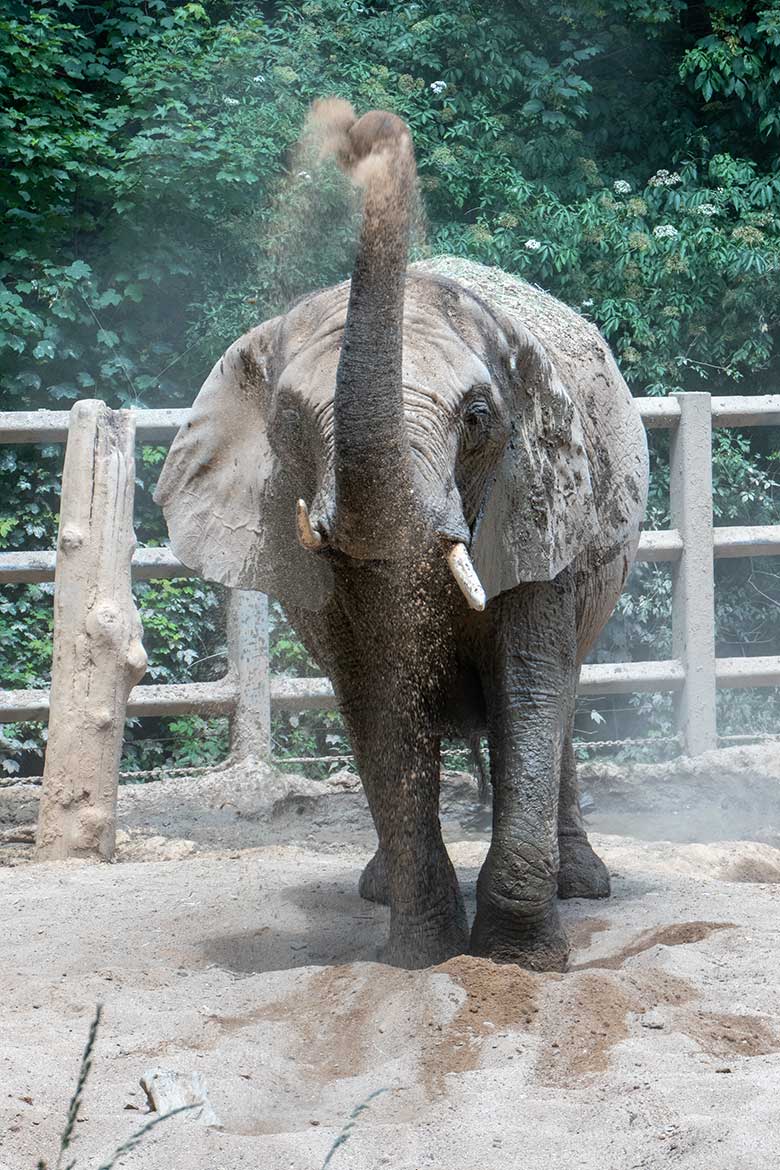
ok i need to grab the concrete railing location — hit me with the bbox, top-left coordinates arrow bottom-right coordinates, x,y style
1,391 -> 779,757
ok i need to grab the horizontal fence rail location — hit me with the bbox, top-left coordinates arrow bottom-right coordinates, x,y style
2,394 -> 779,445
2,525 -> 780,584
1,392 -> 779,758
4,657 -> 780,725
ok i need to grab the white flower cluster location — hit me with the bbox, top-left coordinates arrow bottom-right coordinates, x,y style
696,203 -> 718,216
430,80 -> 447,95
653,224 -> 678,239
613,180 -> 632,195
524,238 -> 542,252
648,169 -> 682,187
223,96 -> 240,106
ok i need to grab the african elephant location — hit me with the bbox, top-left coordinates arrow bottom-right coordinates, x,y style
155,101 -> 648,971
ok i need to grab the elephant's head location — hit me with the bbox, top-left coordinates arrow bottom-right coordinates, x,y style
155,103 -> 598,611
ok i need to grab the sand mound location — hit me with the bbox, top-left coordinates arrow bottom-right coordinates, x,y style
2,752 -> 780,1168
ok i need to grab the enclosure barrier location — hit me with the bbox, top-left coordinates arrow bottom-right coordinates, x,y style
1,392 -> 779,773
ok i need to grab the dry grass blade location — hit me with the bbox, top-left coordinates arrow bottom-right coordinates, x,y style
54,1005 -> 103,1170
94,1104 -> 199,1170
37,1004 -> 196,1170
321,1089 -> 387,1169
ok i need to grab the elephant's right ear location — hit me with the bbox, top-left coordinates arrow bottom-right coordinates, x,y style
154,320 -> 333,610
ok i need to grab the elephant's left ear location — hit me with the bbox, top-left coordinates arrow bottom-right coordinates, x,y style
154,319 -> 333,610
471,326 -> 599,599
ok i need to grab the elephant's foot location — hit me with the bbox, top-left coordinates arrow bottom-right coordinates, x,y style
379,861 -> 468,969
358,848 -> 389,905
380,916 -> 469,970
470,903 -> 570,972
557,835 -> 611,900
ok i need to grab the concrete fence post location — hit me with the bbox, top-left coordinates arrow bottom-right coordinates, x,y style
227,589 -> 271,760
35,400 -> 148,861
669,392 -> 717,754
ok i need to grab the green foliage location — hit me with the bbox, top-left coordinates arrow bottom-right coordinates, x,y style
269,601 -> 351,774
680,1 -> 780,139
1,0 -> 779,771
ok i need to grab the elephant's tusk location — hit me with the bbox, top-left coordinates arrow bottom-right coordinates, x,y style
296,498 -> 323,551
447,543 -> 487,612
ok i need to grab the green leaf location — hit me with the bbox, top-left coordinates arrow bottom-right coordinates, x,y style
63,260 -> 91,281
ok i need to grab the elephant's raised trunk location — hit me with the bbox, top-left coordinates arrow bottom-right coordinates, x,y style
312,101 -> 418,558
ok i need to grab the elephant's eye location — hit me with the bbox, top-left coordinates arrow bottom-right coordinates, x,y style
273,399 -> 303,437
462,399 -> 492,446
269,396 -> 308,459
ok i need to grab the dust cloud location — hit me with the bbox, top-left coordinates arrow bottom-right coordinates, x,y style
256,97 -> 427,317
581,743 -> 780,855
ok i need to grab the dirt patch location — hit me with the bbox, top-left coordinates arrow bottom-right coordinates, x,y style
567,915 -> 610,953
625,966 -> 696,1009
420,955 -> 542,1092
686,1011 -> 780,1060
536,964 -> 696,1087
200,964 -> 411,1085
536,970 -> 639,1084
438,954 -> 542,1031
574,920 -> 736,970
295,964 -> 409,1084
423,953 -> 698,1093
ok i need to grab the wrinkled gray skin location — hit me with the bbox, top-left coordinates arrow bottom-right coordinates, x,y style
156,107 -> 648,971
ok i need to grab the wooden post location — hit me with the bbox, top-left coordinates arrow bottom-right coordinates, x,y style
35,401 -> 147,861
669,391 -> 717,755
227,589 -> 271,759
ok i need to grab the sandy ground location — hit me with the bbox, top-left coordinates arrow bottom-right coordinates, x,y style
1,748 -> 780,1170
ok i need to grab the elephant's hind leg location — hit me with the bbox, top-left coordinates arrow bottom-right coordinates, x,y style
557,720 -> 610,900
358,847 -> 389,904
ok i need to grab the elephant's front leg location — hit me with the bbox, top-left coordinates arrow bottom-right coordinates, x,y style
345,703 -> 468,969
470,574 -> 576,971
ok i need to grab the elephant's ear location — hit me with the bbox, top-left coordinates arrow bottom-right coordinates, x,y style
471,323 -> 598,600
154,320 -> 333,610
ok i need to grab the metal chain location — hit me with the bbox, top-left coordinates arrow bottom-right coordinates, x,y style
0,775 -> 41,789
271,751 -> 355,766
574,734 -> 682,750
117,754 -> 239,783
0,754 -> 240,789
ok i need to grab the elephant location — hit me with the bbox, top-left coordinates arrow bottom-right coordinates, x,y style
155,101 -> 648,972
